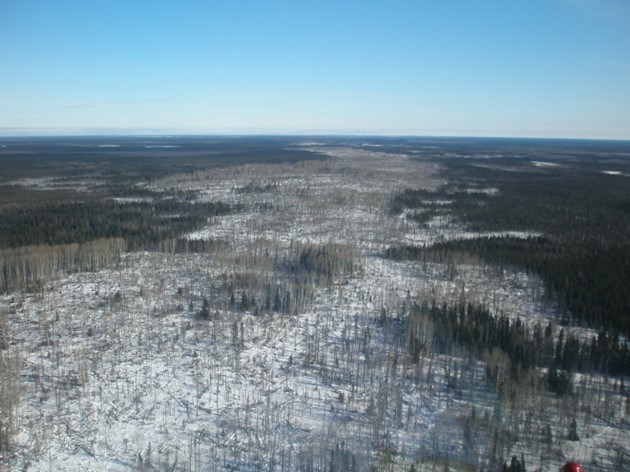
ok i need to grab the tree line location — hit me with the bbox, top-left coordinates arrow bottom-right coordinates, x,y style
407,300 -> 629,395
0,198 -> 235,251
386,236 -> 630,338
0,238 -> 126,293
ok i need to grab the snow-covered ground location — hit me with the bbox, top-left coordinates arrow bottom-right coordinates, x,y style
2,147 -> 627,471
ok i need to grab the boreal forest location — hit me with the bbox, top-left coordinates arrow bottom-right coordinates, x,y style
0,136 -> 628,471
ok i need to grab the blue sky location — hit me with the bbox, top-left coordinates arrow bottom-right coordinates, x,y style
1,0 -> 629,138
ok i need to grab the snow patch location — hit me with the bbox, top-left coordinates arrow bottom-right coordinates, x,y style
531,160 -> 559,167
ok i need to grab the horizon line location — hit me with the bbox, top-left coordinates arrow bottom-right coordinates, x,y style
0,127 -> 629,142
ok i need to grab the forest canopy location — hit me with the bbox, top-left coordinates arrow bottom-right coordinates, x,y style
388,142 -> 630,339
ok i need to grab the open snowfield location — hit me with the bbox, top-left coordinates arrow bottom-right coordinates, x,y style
2,147 -> 628,471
